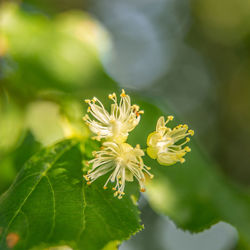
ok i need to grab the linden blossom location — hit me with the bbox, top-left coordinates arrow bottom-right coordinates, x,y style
83,89 -> 144,143
83,142 -> 153,199
83,90 -> 194,199
146,116 -> 194,166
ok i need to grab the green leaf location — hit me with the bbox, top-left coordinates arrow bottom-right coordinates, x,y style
0,131 -> 41,194
129,97 -> 250,250
0,139 -> 142,250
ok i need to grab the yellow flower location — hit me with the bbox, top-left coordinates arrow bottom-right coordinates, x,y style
147,116 -> 194,166
84,142 -> 153,199
83,89 -> 143,143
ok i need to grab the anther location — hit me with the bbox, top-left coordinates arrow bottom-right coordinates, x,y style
82,115 -> 89,121
140,188 -> 146,192
182,124 -> 188,130
83,175 -> 89,181
180,158 -> 185,163
188,130 -> 194,136
168,115 -> 174,121
132,105 -> 139,111
120,89 -> 126,97
184,146 -> 191,152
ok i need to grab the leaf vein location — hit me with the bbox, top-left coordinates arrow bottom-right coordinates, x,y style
44,175 -> 56,240
0,141 -> 76,245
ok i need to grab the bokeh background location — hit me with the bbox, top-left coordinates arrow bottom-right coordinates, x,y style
1,0 -> 250,249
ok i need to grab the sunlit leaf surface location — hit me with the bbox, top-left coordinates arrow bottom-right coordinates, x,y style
0,140 -> 142,250
0,131 -> 41,195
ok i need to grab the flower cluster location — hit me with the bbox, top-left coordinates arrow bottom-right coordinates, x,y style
83,90 -> 193,199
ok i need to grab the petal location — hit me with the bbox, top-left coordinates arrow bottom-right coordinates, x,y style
125,169 -> 134,182
156,116 -> 165,132
147,132 -> 161,147
157,153 -> 175,166
147,146 -> 158,159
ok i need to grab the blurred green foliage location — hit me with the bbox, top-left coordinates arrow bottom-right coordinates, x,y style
0,3 -> 116,101
128,99 -> 250,250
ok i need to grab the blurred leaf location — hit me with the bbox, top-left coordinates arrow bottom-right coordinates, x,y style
22,0 -> 87,16
0,3 -> 116,102
0,139 -> 142,250
11,131 -> 42,172
25,101 -> 65,146
0,131 -> 41,194
0,93 -> 24,153
129,96 -> 250,250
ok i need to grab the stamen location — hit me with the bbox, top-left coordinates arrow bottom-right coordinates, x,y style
184,146 -> 191,152
168,115 -> 174,121
83,175 -> 89,181
180,158 -> 185,163
182,124 -> 188,129
82,115 -> 89,121
188,130 -> 194,136
120,89 -> 126,97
